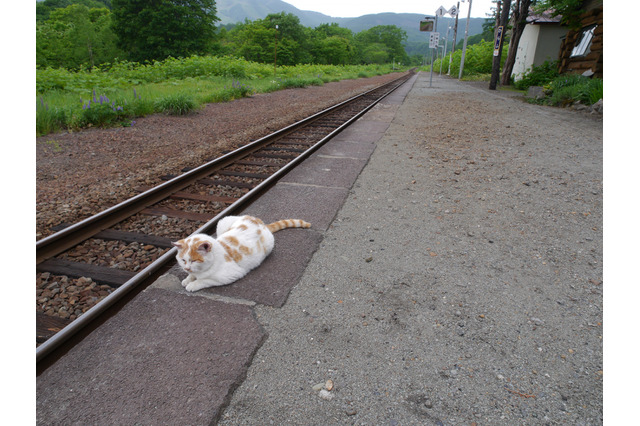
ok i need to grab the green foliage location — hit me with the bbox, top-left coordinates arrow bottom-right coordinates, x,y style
37,3 -> 412,70
513,60 -> 560,90
545,74 -> 603,106
311,35 -> 355,65
534,0 -> 585,29
264,76 -> 324,93
80,92 -> 127,126
36,98 -> 69,136
111,0 -> 220,62
36,4 -> 122,69
35,56 -> 407,136
201,79 -> 254,103
354,25 -> 408,64
36,0 -> 112,22
430,41 -> 507,78
155,93 -> 198,115
223,13 -> 316,66
36,56 -> 275,94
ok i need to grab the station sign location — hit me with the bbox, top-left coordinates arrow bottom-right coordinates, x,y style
493,26 -> 504,56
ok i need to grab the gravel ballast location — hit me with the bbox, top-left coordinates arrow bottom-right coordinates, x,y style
217,74 -> 603,425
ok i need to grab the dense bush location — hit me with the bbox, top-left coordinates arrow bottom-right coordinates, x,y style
513,60 -> 560,90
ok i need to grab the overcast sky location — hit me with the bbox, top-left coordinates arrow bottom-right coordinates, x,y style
283,0 -> 497,19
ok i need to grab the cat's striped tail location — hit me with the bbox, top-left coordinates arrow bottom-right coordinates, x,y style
267,219 -> 311,233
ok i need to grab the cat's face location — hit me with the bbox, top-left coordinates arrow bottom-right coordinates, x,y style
172,237 -> 213,274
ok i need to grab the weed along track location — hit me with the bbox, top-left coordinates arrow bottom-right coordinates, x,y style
35,70 -> 414,364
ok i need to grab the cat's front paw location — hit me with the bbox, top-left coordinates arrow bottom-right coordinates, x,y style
185,280 -> 207,292
181,275 -> 195,287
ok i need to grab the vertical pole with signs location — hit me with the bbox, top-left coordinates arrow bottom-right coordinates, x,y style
429,16 -> 439,87
420,16 -> 436,87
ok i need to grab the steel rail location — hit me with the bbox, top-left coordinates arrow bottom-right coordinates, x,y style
36,72 -> 413,363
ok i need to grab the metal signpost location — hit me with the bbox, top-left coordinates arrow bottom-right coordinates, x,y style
429,30 -> 440,87
422,6 -> 459,87
420,16 -> 436,86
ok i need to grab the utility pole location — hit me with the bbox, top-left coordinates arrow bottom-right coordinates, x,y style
452,1 -> 460,52
489,0 -> 511,90
274,25 -> 278,76
458,0 -> 472,80
441,25 -> 451,75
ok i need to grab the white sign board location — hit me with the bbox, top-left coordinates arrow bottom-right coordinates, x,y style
429,32 -> 440,48
436,6 -> 447,16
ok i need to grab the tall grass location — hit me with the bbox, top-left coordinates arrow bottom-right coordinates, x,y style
36,56 -> 405,136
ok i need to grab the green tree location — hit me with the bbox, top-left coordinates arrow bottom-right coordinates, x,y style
36,4 -> 121,69
223,13 -> 310,66
359,42 -> 390,64
313,36 -> 354,65
535,0 -> 584,29
355,25 -> 408,64
225,20 -> 278,63
308,23 -> 355,65
111,0 -> 220,62
36,0 -> 112,22
263,12 -> 311,64
313,23 -> 353,40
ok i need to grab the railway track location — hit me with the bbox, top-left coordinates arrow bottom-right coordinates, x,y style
36,70 -> 414,363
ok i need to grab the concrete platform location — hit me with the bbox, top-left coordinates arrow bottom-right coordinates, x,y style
36,73 -> 419,425
36,287 -> 266,425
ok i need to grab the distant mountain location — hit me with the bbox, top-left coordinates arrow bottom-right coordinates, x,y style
215,0 -> 486,46
215,0 -> 334,27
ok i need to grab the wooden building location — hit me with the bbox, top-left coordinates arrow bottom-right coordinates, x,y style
557,0 -> 603,78
512,11 -> 567,81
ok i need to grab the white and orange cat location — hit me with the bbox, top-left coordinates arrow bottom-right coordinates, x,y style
172,215 -> 311,292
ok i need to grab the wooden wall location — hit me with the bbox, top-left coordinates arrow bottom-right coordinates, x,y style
557,6 -> 603,78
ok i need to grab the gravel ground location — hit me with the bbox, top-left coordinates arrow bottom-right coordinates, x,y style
217,74 -> 603,425
35,72 -> 406,240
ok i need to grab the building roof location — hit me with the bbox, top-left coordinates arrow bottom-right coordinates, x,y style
526,8 -> 563,24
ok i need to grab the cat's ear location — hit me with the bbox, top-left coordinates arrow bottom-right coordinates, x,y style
172,240 -> 184,249
197,242 -> 212,253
